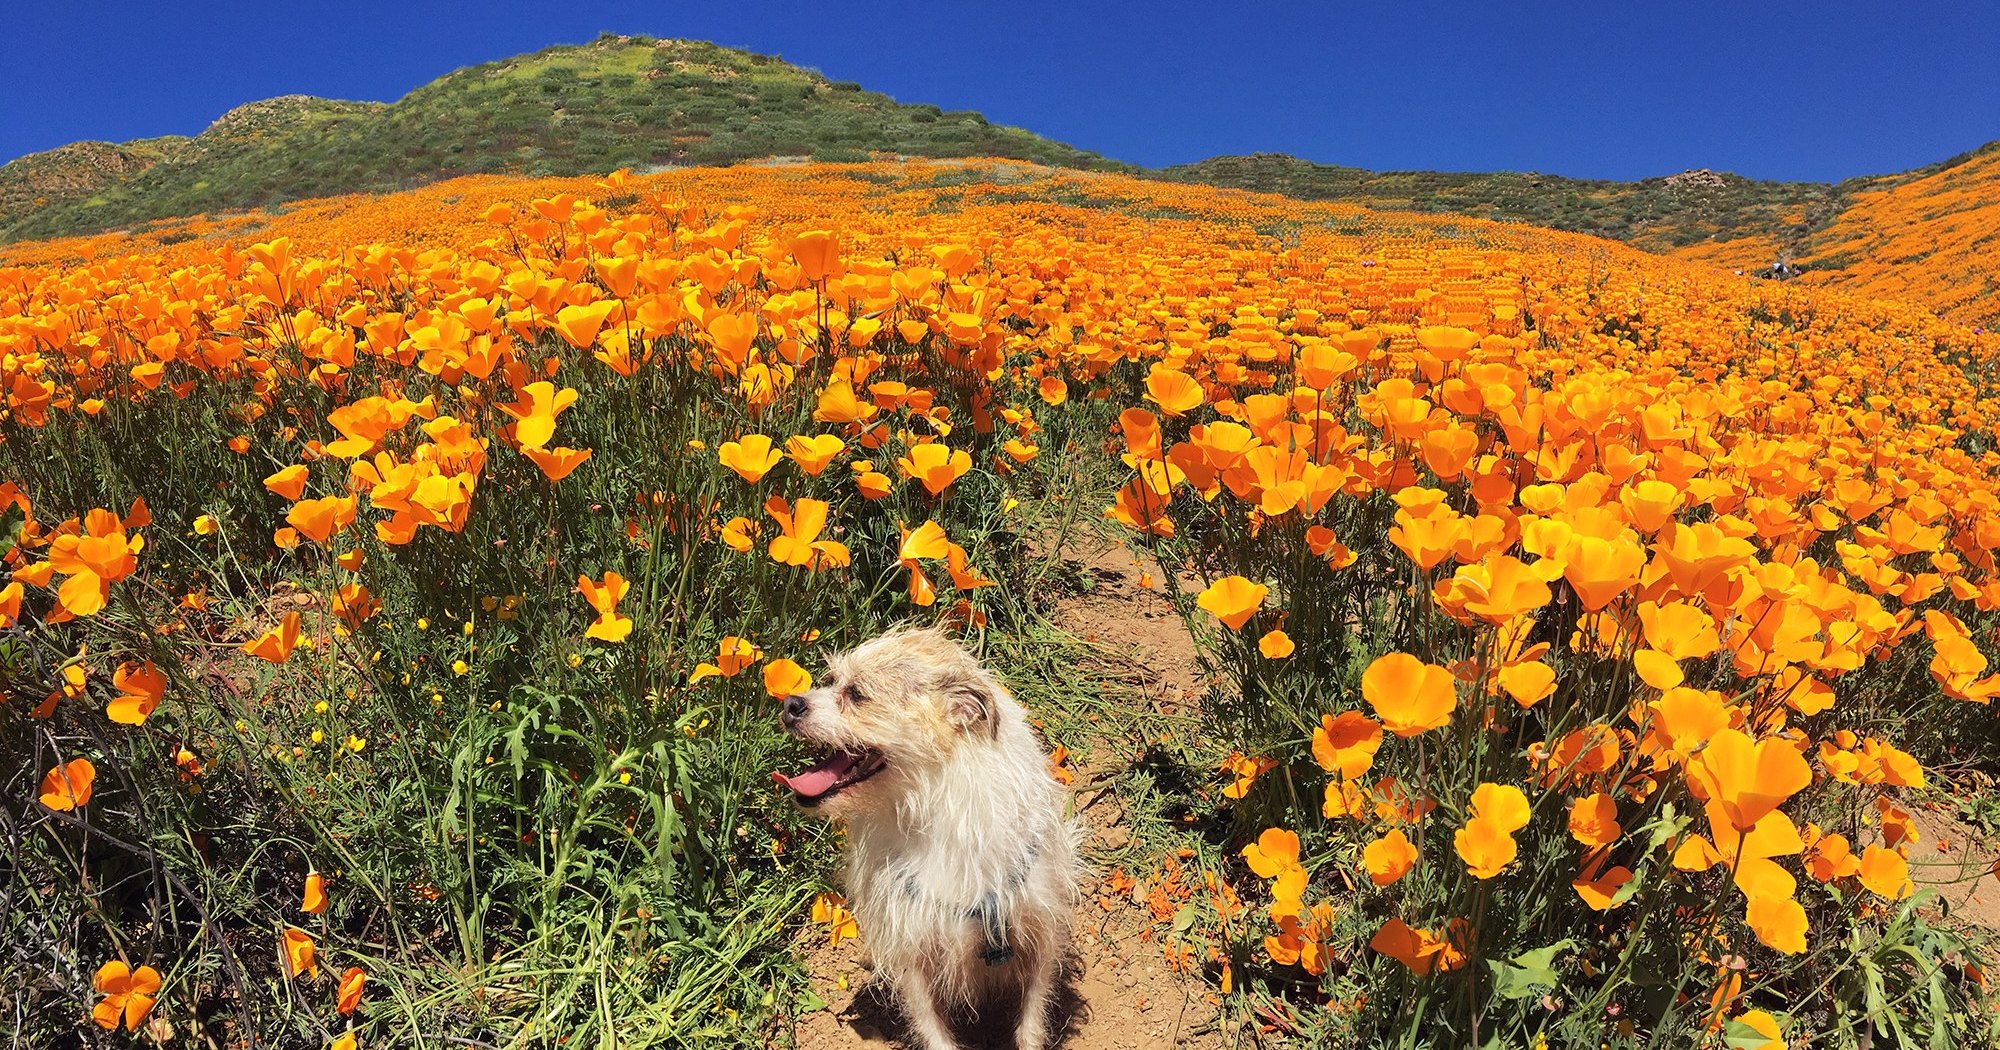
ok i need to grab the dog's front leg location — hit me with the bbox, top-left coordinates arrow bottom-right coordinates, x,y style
1013,955 -> 1056,1050
896,968 -> 962,1050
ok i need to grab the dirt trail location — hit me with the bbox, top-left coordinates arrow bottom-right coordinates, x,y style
1908,804 -> 2000,934
789,537 -> 1228,1050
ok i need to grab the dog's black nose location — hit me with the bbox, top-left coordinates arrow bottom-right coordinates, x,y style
781,694 -> 808,725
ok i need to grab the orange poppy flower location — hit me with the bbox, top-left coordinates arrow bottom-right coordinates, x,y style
1220,752 -> 1276,799
784,434 -> 846,476
1265,902 -> 1340,975
1242,827 -> 1307,906
705,311 -> 758,366
1562,536 -> 1646,612
264,464 -> 310,500
1648,687 -> 1730,758
791,230 -> 840,283
814,378 -> 876,424
241,612 -> 303,664
898,520 -> 950,606
691,636 -> 763,682
39,757 -> 95,811
38,661 -> 87,719
498,381 -> 579,451
108,660 -> 167,725
551,300 -> 619,349
811,891 -> 859,947
1744,893 -> 1807,955
1453,555 -> 1552,624
1729,1011 -> 1785,1049
718,434 -> 784,483
1311,712 -> 1382,780
1469,783 -> 1531,833
92,960 -> 161,1031
1803,827 -> 1863,882
896,443 -> 972,496
944,543 -> 995,591
1144,368 -> 1204,416
1858,846 -> 1914,900
1196,576 -> 1267,631
577,571 -> 633,643
763,658 -> 812,699
1496,659 -> 1557,708
1369,918 -> 1466,975
1363,653 -> 1457,737
1242,827 -> 1301,875
336,966 -> 366,1016
523,445 -> 593,482
331,583 -> 379,632
1571,848 -> 1635,912
1363,829 -> 1419,886
1569,793 -> 1623,848
0,580 -> 21,627
719,516 -> 760,552
47,509 -> 140,617
1454,816 -> 1518,879
766,497 -> 851,571
281,926 -> 318,979
1632,649 -> 1685,690
287,495 -> 358,544
856,469 -> 894,500
303,871 -> 328,914
1686,727 -> 1812,832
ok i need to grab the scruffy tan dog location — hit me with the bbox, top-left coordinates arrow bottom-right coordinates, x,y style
776,626 -> 1079,1050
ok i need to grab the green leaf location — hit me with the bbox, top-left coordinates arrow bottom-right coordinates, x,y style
1488,939 -> 1574,1000
1722,1015 -> 1784,1048
796,987 -> 828,1013
1598,860 -> 1648,909
0,502 -> 24,561
0,634 -> 31,680
1171,903 -> 1196,933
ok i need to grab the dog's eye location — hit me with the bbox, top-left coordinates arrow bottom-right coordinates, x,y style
842,684 -> 867,707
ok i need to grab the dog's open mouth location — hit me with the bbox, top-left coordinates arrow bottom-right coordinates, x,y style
773,749 -> 888,805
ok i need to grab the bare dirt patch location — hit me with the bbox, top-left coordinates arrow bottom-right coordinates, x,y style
1044,539 -> 1209,718
1909,802 -> 2000,935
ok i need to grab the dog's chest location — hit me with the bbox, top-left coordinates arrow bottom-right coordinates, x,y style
845,830 -> 1042,966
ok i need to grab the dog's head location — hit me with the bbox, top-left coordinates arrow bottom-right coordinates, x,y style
773,626 -> 1003,815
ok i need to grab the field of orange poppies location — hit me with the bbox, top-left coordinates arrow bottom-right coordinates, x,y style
4,159 -> 2000,1048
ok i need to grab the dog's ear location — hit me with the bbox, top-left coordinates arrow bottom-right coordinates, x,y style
940,668 -> 1000,737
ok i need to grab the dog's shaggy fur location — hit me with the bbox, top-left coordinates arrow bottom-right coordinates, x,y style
776,627 -> 1079,1050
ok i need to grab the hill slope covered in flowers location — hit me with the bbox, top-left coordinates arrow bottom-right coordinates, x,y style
1670,141 -> 2000,327
3,160 -> 1999,1048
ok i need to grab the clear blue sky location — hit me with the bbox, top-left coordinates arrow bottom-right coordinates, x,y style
8,0 -> 1998,182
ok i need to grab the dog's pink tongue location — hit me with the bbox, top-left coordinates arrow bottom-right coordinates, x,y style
773,752 -> 857,797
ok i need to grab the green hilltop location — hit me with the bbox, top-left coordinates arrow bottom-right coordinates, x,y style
0,35 -> 1120,242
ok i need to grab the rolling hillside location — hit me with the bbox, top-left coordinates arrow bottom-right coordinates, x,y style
1668,141 -> 2000,326
1155,152 -> 1845,258
3,34 -> 1994,324
0,34 -> 1119,242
